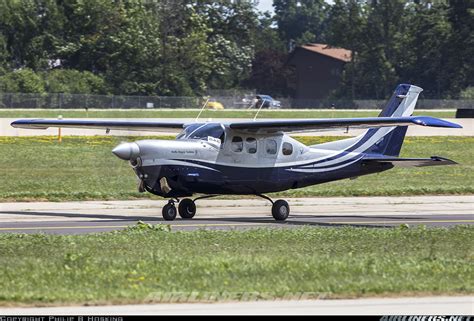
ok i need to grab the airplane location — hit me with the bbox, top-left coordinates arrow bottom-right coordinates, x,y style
11,84 -> 462,221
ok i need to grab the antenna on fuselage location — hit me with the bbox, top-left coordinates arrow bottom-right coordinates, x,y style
195,97 -> 210,122
253,99 -> 267,121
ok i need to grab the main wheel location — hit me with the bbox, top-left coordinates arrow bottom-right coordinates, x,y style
178,198 -> 196,219
162,203 -> 177,221
272,200 -> 289,221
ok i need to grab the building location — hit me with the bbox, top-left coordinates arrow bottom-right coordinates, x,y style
287,43 -> 352,100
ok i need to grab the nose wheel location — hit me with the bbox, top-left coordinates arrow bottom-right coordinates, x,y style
162,200 -> 177,221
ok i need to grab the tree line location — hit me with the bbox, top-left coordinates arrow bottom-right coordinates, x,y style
0,0 -> 472,99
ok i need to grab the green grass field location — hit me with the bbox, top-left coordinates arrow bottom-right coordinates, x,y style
0,225 -> 472,305
0,136 -> 472,201
0,109 -> 456,119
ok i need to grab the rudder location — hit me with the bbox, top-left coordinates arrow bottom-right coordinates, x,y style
364,84 -> 423,157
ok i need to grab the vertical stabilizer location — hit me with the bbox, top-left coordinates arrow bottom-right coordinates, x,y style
313,84 -> 423,157
364,84 -> 423,156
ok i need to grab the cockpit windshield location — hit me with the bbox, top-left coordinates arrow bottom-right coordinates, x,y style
176,123 -> 226,143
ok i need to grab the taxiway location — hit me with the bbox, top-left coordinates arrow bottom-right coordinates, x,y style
0,195 -> 472,234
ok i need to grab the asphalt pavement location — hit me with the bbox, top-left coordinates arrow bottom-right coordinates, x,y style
0,195 -> 472,234
1,296 -> 472,315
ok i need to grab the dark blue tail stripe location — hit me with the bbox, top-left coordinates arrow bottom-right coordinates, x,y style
378,84 -> 411,117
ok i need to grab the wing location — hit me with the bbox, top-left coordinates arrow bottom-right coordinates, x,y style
11,119 -> 187,133
362,156 -> 457,168
228,116 -> 462,134
11,116 -> 462,134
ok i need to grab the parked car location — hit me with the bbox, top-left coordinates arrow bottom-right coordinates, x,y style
206,98 -> 224,110
254,95 -> 281,109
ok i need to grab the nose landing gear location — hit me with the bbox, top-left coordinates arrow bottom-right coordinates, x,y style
161,198 -> 197,221
162,200 -> 178,221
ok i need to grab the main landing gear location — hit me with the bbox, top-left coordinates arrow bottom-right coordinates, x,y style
256,194 -> 290,221
161,195 -> 290,222
161,199 -> 196,221
271,199 -> 290,221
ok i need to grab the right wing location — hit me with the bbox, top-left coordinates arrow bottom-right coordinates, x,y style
10,119 -> 187,133
228,116 -> 462,134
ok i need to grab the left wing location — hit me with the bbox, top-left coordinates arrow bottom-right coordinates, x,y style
228,116 -> 462,134
11,119 -> 187,133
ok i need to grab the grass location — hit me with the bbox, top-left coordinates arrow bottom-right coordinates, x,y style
0,136 -> 472,201
0,108 -> 456,119
0,225 -> 472,305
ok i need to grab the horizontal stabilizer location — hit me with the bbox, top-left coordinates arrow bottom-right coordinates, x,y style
362,156 -> 457,168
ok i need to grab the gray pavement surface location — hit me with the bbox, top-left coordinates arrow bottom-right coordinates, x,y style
2,117 -> 472,136
0,196 -> 472,234
1,296 -> 472,315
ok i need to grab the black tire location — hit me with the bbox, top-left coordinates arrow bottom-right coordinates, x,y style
162,203 -> 177,221
178,198 -> 196,219
272,200 -> 289,221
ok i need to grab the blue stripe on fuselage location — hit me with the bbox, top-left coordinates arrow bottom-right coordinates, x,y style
140,157 -> 388,195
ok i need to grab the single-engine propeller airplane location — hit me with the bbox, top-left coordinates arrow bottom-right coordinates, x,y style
12,84 -> 462,221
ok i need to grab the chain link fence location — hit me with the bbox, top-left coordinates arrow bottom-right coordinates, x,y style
287,98 -> 474,109
0,92 -> 471,109
0,93 -> 203,109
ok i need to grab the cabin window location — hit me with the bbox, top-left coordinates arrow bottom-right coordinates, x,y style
282,142 -> 293,156
176,123 -> 225,143
266,139 -> 277,155
246,137 -> 257,154
231,136 -> 243,152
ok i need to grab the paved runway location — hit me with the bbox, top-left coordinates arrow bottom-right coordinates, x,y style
0,196 -> 472,234
1,296 -> 472,315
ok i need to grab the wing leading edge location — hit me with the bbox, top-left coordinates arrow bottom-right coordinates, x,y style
228,116 -> 462,134
11,119 -> 187,133
11,116 -> 461,134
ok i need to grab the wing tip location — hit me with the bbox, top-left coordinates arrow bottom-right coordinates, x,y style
412,116 -> 462,128
11,119 -> 48,129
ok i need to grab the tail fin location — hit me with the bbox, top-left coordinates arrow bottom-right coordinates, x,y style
312,84 -> 423,157
378,84 -> 422,117
363,84 -> 423,157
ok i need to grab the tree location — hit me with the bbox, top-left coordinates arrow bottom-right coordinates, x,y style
194,1 -> 259,89
243,10 -> 294,97
399,1 -> 452,98
443,0 -> 474,97
325,0 -> 366,99
0,0 -> 66,71
0,68 -> 44,93
0,0 -> 471,98
43,69 -> 107,94
273,0 -> 328,48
